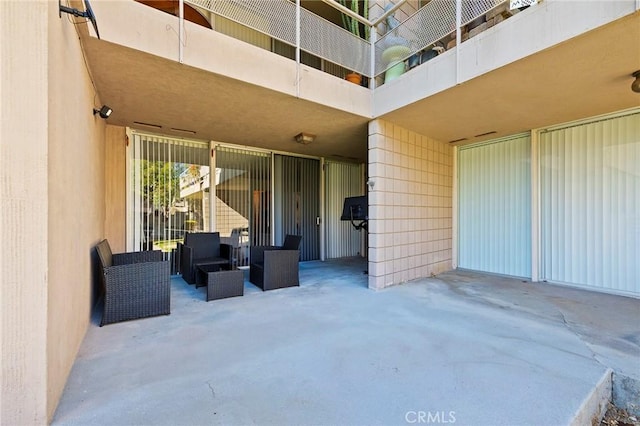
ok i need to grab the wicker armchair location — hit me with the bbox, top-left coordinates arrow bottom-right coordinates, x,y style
249,235 -> 302,291
96,239 -> 170,326
179,232 -> 232,284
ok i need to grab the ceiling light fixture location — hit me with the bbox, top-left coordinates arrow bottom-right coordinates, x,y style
93,105 -> 112,119
294,132 -> 316,145
632,70 -> 640,93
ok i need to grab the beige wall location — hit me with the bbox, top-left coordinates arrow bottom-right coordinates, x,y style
1,1 -> 107,423
0,1 -> 50,424
46,0 -> 107,420
105,125 -> 127,252
367,119 -> 453,289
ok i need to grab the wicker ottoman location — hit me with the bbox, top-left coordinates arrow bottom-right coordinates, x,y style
198,267 -> 244,302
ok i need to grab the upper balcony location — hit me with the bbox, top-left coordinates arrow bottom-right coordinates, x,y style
81,0 -> 639,158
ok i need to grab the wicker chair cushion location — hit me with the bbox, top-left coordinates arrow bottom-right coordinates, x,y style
96,239 -> 113,268
185,232 -> 221,259
282,235 -> 302,250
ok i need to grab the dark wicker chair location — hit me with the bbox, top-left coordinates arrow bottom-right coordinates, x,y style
220,227 -> 250,268
249,235 -> 302,291
95,239 -> 170,326
179,232 -> 232,285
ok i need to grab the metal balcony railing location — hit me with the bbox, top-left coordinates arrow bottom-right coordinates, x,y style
186,0 -> 371,77
374,0 -> 507,78
176,0 -> 517,87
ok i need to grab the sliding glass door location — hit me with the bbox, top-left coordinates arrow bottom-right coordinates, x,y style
214,146 -> 271,267
129,133 -> 210,267
274,155 -> 320,261
129,132 -> 365,266
458,134 -> 532,277
540,111 -> 640,294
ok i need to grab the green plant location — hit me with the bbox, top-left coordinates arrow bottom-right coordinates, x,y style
141,160 -> 184,212
338,0 -> 370,40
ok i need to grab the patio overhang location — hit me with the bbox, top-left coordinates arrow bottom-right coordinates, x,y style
75,0 -> 639,159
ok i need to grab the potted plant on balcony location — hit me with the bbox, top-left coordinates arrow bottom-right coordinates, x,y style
378,3 -> 412,83
338,0 -> 369,85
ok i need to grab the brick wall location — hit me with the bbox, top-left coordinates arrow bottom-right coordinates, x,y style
370,0 -> 420,35
215,197 -> 249,237
368,119 -> 453,289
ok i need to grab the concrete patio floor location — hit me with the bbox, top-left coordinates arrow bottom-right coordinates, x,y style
53,258 -> 640,426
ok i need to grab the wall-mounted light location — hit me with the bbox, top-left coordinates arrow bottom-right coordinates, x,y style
632,70 -> 640,93
294,132 -> 316,145
366,179 -> 375,190
93,105 -> 112,119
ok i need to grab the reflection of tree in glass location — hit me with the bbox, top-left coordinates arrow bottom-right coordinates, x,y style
187,164 -> 200,179
181,164 -> 202,189
141,161 -> 187,214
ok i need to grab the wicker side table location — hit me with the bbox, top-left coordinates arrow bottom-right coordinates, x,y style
197,266 -> 244,302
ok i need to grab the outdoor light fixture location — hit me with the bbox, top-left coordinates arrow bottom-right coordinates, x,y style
294,132 -> 316,145
93,105 -> 112,119
632,70 -> 640,93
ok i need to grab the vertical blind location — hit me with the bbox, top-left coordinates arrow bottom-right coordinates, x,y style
540,112 -> 640,295
215,146 -> 271,266
274,155 -> 320,261
325,161 -> 364,259
458,135 -> 532,277
130,136 -> 368,263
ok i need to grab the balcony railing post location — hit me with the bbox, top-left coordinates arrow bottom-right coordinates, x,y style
321,0 -> 372,26
370,28 -> 377,89
370,0 -> 407,27
296,0 -> 301,97
179,0 -> 184,63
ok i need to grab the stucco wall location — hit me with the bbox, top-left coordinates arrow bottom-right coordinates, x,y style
46,0 -> 107,420
368,119 -> 453,289
0,2 -> 49,424
105,125 -> 127,252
